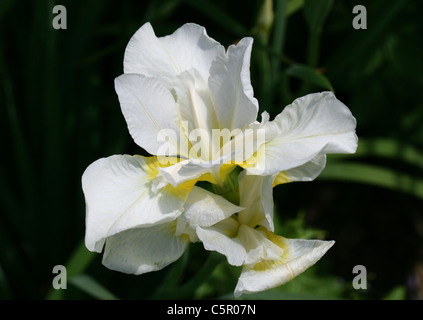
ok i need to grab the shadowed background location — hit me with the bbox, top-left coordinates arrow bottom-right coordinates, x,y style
1,0 -> 422,299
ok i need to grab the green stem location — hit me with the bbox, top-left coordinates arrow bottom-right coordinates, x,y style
212,167 -> 240,205
271,0 -> 287,75
307,30 -> 320,68
177,251 -> 225,298
299,30 -> 320,95
150,251 -> 225,299
212,180 -> 238,205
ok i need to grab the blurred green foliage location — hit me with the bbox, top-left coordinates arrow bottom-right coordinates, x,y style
1,0 -> 422,300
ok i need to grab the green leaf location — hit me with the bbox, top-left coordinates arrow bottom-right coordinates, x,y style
0,0 -> 17,22
69,274 -> 120,300
184,0 -> 247,37
0,262 -> 12,299
65,241 -> 97,278
151,251 -> 225,299
151,245 -> 190,297
383,285 -> 406,300
303,0 -> 334,34
303,0 -> 333,67
271,0 -> 288,73
286,0 -> 304,17
328,138 -> 423,171
319,162 -> 423,200
285,64 -> 334,91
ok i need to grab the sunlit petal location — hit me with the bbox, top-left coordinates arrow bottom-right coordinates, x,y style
82,155 -> 193,252
238,171 -> 274,231
124,22 -> 224,88
246,91 -> 357,176
273,154 -> 327,186
102,221 -> 188,275
182,186 -> 243,227
176,186 -> 242,243
208,37 -> 258,131
115,74 -> 186,157
196,218 -> 247,266
234,234 -> 335,297
158,158 -> 222,187
173,70 -> 218,158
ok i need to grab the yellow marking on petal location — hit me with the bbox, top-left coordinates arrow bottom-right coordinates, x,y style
135,155 -> 197,200
178,120 -> 193,158
248,229 -> 289,272
272,171 -> 291,187
238,152 -> 258,169
135,155 -> 161,180
196,162 -> 237,185
168,220 -> 191,243
179,233 -> 191,243
164,178 -> 197,200
219,162 -> 237,182
156,156 -> 181,168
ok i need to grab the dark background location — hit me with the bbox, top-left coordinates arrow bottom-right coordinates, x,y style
1,0 -> 422,299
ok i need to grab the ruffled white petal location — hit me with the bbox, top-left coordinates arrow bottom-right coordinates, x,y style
272,154 -> 327,186
208,37 -> 258,131
197,223 -> 286,267
237,225 -> 284,266
176,186 -> 242,242
160,23 -> 225,83
124,22 -> 224,89
246,91 -> 358,176
124,23 -> 175,85
196,218 -> 247,266
82,155 -> 191,253
182,186 -> 243,227
234,237 -> 335,297
115,74 -> 186,156
158,158 -> 222,187
102,221 -> 188,275
238,171 -> 274,231
173,70 -> 218,159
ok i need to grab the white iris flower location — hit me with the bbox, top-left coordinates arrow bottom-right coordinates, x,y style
82,22 -> 358,296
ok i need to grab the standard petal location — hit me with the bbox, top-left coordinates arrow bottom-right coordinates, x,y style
124,22 -> 224,88
102,221 -> 188,275
208,37 -> 258,131
173,70 -> 218,159
237,171 -> 274,231
234,235 -> 335,297
115,74 -> 187,157
123,22 -> 175,86
272,154 -> 327,186
160,23 -> 225,83
246,91 -> 358,176
82,155 -> 193,253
